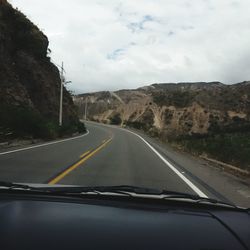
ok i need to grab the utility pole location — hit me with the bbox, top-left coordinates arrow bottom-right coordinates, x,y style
84,97 -> 88,120
59,62 -> 64,126
58,62 -> 71,126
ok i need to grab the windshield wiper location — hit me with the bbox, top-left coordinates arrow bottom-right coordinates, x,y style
43,185 -> 161,195
64,186 -> 237,208
159,190 -> 238,208
0,181 -> 49,192
41,185 -> 160,198
80,185 -> 160,194
0,181 -> 34,190
0,183 -> 239,209
41,185 -> 237,207
0,183 -> 152,197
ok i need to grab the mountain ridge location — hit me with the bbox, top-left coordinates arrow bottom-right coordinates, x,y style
74,81 -> 250,136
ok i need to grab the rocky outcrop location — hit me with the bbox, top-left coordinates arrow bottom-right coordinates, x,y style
0,1 -> 84,140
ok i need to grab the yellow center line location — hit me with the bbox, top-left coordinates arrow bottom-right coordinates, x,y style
80,150 -> 90,158
48,138 -> 112,185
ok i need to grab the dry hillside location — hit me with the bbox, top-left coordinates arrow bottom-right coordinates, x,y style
74,82 -> 250,138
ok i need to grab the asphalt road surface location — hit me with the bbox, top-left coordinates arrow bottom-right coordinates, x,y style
0,121 -> 249,207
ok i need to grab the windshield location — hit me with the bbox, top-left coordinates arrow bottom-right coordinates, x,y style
0,0 -> 249,208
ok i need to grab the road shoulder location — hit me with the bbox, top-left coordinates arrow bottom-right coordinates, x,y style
124,126 -> 250,207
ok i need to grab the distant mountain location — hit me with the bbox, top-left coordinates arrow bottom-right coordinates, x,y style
74,81 -> 250,138
0,1 -> 84,140
148,81 -> 224,91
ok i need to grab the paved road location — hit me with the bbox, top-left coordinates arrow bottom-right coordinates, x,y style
0,121 -> 249,206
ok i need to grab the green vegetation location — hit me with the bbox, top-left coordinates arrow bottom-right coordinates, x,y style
59,120 -> 86,137
125,121 -> 145,130
153,91 -> 195,107
0,105 -> 86,142
125,120 -> 156,133
110,113 -> 122,125
124,108 -> 154,133
170,133 -> 250,170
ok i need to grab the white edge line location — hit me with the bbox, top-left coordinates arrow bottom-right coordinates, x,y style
122,128 -> 208,198
0,130 -> 89,156
83,122 -> 208,198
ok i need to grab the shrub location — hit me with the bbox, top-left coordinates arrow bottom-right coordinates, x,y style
173,132 -> 250,170
0,105 -> 52,139
125,121 -> 145,130
0,105 -> 86,141
110,113 -> 122,125
153,91 -> 195,107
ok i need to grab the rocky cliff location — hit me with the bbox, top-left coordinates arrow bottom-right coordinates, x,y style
0,1 -> 84,140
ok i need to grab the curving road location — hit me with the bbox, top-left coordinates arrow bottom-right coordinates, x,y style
0,121 -> 249,206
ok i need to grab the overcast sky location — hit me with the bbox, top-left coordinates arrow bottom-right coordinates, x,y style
9,0 -> 250,93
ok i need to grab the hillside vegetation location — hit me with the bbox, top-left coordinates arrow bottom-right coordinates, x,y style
0,1 -> 85,141
74,82 -> 250,170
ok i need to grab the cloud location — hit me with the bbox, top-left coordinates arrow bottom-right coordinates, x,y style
9,0 -> 250,93
107,48 -> 126,60
127,15 -> 155,33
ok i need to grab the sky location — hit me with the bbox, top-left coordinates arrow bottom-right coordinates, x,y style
9,0 -> 250,93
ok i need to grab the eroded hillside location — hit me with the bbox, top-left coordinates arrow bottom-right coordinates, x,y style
74,82 -> 250,138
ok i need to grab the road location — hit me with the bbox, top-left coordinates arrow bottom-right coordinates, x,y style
0,121 -> 249,206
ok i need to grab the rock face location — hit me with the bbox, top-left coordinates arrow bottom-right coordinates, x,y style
0,1 -> 81,139
74,82 -> 250,138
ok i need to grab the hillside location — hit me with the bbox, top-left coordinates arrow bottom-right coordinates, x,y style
0,0 -> 85,141
74,81 -> 250,170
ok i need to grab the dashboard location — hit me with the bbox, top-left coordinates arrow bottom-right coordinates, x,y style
0,193 -> 249,250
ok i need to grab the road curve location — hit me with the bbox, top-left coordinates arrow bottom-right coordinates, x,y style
0,121 -> 249,206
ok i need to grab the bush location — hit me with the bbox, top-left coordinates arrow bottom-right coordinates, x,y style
0,105 -> 54,139
110,113 -> 122,125
173,132 -> 250,170
77,121 -> 86,133
125,121 -> 145,130
0,105 -> 86,141
153,91 -> 195,107
59,120 -> 86,137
